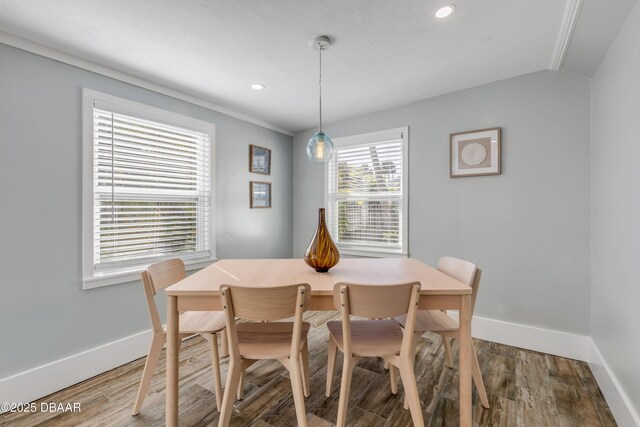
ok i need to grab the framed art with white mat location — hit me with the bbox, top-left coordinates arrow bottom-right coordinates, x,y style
450,128 -> 501,177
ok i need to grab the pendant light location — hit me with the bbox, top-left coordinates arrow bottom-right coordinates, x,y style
307,36 -> 334,163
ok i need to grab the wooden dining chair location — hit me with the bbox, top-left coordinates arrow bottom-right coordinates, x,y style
132,259 -> 226,416
396,256 -> 489,409
326,282 -> 425,427
218,283 -> 312,427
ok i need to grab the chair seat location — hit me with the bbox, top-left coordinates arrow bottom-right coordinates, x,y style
237,321 -> 311,360
396,310 -> 459,334
163,311 -> 226,335
327,319 -> 403,357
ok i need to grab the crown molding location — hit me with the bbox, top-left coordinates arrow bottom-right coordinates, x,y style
550,0 -> 584,71
0,32 -> 294,136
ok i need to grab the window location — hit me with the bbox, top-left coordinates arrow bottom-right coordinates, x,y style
82,90 -> 215,288
326,127 -> 408,257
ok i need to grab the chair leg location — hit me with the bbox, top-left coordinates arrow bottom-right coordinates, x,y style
217,357 -> 242,427
336,356 -> 354,427
237,370 -> 244,400
209,333 -> 223,412
132,334 -> 164,416
471,342 -> 490,408
300,340 -> 310,397
442,336 -> 454,368
220,329 -> 229,358
389,364 -> 398,395
288,355 -> 309,427
404,339 -> 420,410
413,332 -> 422,361
326,336 -> 338,397
398,358 -> 425,427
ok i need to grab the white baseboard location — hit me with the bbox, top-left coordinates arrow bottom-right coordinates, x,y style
447,311 -> 592,361
0,329 -> 153,413
1,317 -> 638,427
444,311 -> 638,426
588,341 -> 640,427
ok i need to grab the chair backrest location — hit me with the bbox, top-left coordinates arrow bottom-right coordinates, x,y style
220,283 -> 311,360
437,256 -> 481,315
333,282 -> 418,319
222,284 -> 311,321
470,269 -> 482,315
145,258 -> 186,293
141,258 -> 186,334
334,282 -> 421,358
437,257 -> 476,286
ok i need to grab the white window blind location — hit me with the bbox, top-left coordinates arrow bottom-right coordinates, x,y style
327,127 -> 408,256
83,90 -> 215,288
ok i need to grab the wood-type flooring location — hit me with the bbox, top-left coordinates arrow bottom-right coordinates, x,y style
0,311 -> 616,426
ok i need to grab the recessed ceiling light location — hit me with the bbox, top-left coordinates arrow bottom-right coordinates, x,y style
251,83 -> 265,90
434,4 -> 456,19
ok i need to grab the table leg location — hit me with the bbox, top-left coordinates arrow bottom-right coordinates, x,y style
166,296 -> 179,426
459,294 -> 472,427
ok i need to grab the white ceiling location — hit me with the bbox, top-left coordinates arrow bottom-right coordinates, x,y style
563,0 -> 637,76
0,0 -> 633,132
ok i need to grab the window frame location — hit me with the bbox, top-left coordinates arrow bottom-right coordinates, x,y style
324,127 -> 409,258
82,89 -> 216,289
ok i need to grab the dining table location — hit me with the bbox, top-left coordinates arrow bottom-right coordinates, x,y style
164,258 -> 474,426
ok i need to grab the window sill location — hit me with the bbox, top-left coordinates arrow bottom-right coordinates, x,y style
338,248 -> 408,258
83,257 -> 217,290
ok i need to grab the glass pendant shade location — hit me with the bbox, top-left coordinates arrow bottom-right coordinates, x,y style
306,131 -> 334,163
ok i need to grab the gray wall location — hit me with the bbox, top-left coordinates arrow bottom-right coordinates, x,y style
293,70 -> 591,334
0,44 -> 293,377
591,1 -> 640,416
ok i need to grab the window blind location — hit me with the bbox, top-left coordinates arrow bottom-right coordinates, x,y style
327,136 -> 405,252
92,107 -> 211,273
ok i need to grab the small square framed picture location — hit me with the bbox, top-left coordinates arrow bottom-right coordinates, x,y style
250,181 -> 271,208
249,144 -> 271,175
450,127 -> 501,177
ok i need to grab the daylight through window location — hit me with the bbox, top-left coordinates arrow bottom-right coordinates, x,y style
83,90 -> 215,288
327,127 -> 408,256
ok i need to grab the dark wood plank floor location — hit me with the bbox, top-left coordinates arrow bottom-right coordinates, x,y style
0,311 -> 616,426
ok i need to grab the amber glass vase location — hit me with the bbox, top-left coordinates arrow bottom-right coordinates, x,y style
304,208 -> 340,272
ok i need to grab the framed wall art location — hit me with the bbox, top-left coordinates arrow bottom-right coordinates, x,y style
450,127 -> 501,177
249,144 -> 271,175
250,181 -> 271,208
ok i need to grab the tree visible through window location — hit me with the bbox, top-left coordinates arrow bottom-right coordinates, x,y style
327,128 -> 408,256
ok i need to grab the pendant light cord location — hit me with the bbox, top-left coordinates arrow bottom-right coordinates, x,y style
319,46 -> 323,132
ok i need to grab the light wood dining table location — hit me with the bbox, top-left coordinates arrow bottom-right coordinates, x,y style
164,258 -> 474,426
